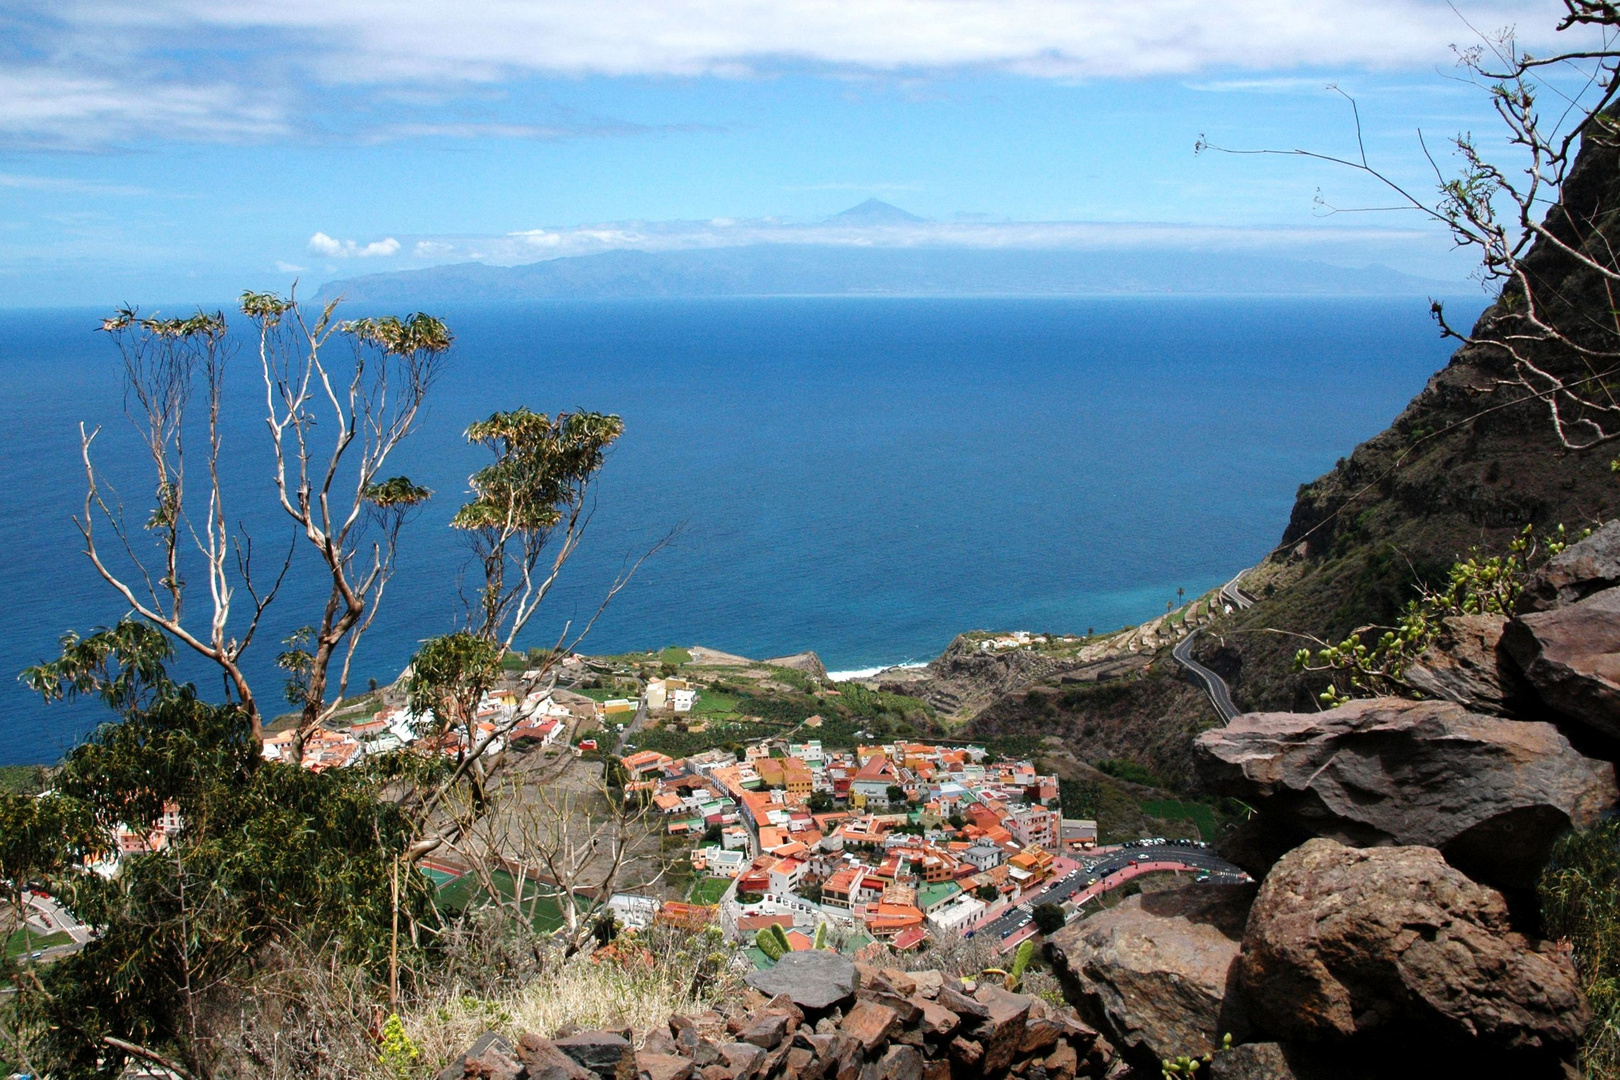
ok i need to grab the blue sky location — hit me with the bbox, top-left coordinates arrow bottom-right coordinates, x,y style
0,0 -> 1603,306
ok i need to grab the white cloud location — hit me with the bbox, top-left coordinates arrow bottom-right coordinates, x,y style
275,260 -> 307,273
0,68 -> 291,149
374,213 -> 1461,272
1,1 -> 1593,150
0,172 -> 148,195
307,232 -> 401,257
86,0 -> 1577,81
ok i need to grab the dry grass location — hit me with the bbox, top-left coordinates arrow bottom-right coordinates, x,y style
401,949 -> 732,1070
201,917 -> 743,1080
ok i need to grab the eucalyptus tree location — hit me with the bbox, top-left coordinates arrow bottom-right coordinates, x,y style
76,310 -> 281,739
242,293 -> 440,761
402,407 -> 668,855
72,292 -> 441,757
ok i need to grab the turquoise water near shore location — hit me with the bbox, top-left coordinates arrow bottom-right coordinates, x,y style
0,295 -> 1484,764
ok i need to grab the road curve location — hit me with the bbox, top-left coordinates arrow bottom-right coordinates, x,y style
1221,568 -> 1256,610
1173,630 -> 1239,724
975,840 -> 1249,948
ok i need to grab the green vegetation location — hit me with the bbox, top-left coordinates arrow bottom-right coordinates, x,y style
635,720 -> 789,758
1294,525 -> 1579,707
690,689 -> 742,716
1031,903 -> 1066,935
2,685 -> 430,1077
755,923 -> 790,961
5,927 -> 72,959
1095,758 -> 1161,787
660,646 -> 692,667
434,870 -> 569,932
1140,799 -> 1219,842
1540,819 -> 1620,1078
0,765 -> 46,795
687,877 -> 730,906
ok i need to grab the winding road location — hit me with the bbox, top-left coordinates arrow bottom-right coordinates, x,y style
1220,568 -> 1257,610
973,841 -> 1248,949
1172,631 -> 1239,724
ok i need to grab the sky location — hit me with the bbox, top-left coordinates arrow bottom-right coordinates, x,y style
0,0 -> 1610,307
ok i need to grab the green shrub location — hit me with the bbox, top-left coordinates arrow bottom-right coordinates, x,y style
1541,820 -> 1620,1078
1095,758 -> 1159,787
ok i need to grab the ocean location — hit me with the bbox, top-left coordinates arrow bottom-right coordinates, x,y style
0,295 -> 1484,765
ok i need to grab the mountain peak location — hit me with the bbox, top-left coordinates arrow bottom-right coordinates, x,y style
823,199 -> 925,225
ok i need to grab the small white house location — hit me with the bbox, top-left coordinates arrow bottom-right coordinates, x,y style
671,688 -> 697,713
607,893 -> 660,930
927,894 -> 987,935
698,846 -> 747,878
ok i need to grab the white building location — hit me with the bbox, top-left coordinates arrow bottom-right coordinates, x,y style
697,846 -> 747,877
607,893 -> 660,930
927,893 -> 987,935
962,841 -> 1004,872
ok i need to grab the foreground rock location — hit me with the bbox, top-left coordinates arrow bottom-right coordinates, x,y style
1518,520 -> 1620,612
441,964 -> 1114,1080
1046,883 -> 1252,1068
1239,839 -> 1588,1076
1194,696 -> 1616,887
1402,614 -> 1511,714
1504,584 -> 1620,742
743,950 -> 857,1011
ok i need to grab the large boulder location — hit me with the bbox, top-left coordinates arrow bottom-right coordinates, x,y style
1193,696 -> 1616,887
1402,614 -> 1511,714
1518,520 -> 1620,612
1238,839 -> 1587,1076
1503,584 -> 1620,741
1046,883 -> 1252,1069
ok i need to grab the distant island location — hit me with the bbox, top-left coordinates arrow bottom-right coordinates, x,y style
313,200 -> 1459,305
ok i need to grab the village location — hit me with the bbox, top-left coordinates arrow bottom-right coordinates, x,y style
623,730 -> 1100,954
62,648 -> 1241,968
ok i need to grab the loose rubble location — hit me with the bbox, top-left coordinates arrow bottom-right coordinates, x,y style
437,956 -> 1115,1080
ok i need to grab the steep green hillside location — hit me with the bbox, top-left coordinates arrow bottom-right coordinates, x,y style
1200,115 -> 1620,713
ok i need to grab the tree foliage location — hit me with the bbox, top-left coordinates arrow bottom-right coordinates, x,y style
10,637 -> 430,1077
1292,525 -> 1578,705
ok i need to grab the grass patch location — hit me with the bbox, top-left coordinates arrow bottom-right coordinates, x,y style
434,870 -> 568,933
5,927 -> 73,958
661,646 -> 692,667
1095,758 -> 1161,787
690,690 -> 742,716
397,945 -> 740,1078
1541,819 -> 1620,1077
687,877 -> 731,905
1140,799 -> 1219,841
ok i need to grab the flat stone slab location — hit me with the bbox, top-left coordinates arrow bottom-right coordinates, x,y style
743,950 -> 857,1011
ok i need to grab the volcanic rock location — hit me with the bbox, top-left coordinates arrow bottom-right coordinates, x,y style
1045,883 -> 1253,1068
1519,520 -> 1620,612
745,952 -> 858,1011
1238,839 -> 1588,1074
1193,696 -> 1616,887
555,1033 -> 637,1080
1402,614 -> 1511,714
1504,583 -> 1620,740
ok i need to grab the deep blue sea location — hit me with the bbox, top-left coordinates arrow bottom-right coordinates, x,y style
0,296 -> 1485,765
